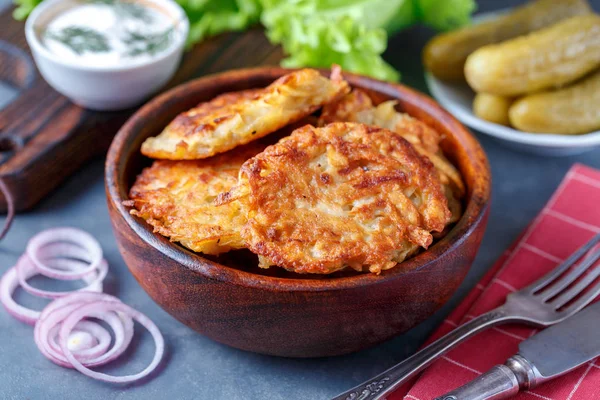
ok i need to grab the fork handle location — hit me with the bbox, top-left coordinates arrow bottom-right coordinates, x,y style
330,308 -> 512,400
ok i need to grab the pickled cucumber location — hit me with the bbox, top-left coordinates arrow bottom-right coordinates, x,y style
423,0 -> 591,81
473,94 -> 512,126
509,70 -> 600,135
465,14 -> 600,96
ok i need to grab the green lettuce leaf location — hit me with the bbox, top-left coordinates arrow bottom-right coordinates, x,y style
13,0 -> 42,19
385,0 -> 476,34
175,0 -> 262,46
260,0 -> 475,81
260,0 -> 403,81
414,0 -> 477,31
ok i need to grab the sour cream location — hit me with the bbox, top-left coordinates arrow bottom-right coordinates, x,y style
42,0 -> 179,67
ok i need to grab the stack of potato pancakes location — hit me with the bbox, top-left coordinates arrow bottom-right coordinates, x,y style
126,67 -> 465,274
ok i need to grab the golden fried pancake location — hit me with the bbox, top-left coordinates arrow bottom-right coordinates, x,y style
320,90 -> 465,205
126,143 -> 263,255
219,123 -> 451,274
141,67 -> 350,160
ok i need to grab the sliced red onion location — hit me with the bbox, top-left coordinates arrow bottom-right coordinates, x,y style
27,228 -> 103,280
66,329 -> 97,350
2,228 -> 165,385
43,258 -> 103,292
51,321 -> 110,357
17,256 -> 107,299
36,302 -> 103,367
59,300 -> 164,383
67,310 -> 134,366
0,178 -> 14,241
35,299 -> 133,368
38,292 -> 120,317
34,293 -> 131,366
45,321 -> 111,363
0,266 -> 39,325
0,255 -> 105,325
37,242 -> 94,265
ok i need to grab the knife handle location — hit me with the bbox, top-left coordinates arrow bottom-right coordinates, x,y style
434,355 -> 539,400
433,365 -> 519,400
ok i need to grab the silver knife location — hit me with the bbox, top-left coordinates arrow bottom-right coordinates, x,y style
435,301 -> 600,400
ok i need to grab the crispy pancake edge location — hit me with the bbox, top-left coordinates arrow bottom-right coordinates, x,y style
141,67 -> 350,160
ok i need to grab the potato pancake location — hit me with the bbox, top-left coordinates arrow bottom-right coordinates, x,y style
141,67 -> 350,160
219,123 -> 451,274
126,143 -> 263,255
320,90 -> 465,206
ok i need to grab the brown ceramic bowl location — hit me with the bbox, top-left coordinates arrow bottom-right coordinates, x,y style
105,67 -> 491,358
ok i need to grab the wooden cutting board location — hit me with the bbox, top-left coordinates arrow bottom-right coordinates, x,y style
0,8 -> 282,212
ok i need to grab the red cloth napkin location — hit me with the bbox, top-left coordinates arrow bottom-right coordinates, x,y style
388,163 -> 600,400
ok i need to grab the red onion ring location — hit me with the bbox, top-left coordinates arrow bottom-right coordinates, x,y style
0,178 -> 14,241
27,228 -> 103,280
49,320 -> 111,358
0,257 -> 104,325
37,293 -> 134,366
0,266 -> 39,325
37,242 -> 94,265
2,228 -> 165,384
43,257 -> 102,288
17,256 -> 107,299
35,298 -> 133,368
59,300 -> 164,383
67,330 -> 99,352
38,292 -> 119,316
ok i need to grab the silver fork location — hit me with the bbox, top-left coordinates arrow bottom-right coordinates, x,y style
332,232 -> 600,400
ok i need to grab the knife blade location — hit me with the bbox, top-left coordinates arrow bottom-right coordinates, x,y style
434,301 -> 600,400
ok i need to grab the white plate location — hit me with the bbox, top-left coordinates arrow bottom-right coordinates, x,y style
424,11 -> 600,157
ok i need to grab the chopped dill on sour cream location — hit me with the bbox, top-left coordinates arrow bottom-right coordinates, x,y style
42,0 -> 178,66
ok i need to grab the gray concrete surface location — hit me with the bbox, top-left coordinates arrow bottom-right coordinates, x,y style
1,1 -> 599,399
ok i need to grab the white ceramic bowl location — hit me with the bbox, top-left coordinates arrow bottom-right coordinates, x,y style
424,10 -> 600,157
25,0 -> 189,111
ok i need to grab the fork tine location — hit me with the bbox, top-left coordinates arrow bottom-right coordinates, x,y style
559,279 -> 600,315
550,260 -> 600,309
526,232 -> 600,293
540,245 -> 600,301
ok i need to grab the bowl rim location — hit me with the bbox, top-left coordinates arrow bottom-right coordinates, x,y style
425,72 -> 600,148
105,66 -> 491,292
